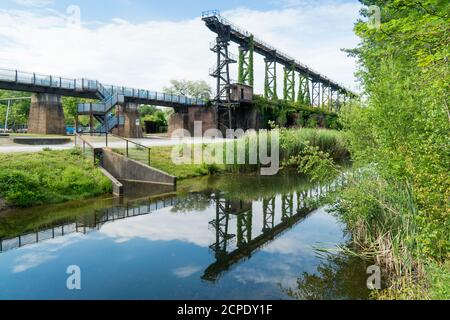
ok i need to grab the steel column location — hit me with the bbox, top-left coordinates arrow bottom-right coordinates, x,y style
311,81 -> 321,107
238,36 -> 254,87
283,63 -> 295,102
264,52 -> 277,100
297,73 -> 311,106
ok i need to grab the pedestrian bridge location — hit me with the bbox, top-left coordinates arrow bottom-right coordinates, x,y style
0,68 -> 207,136
0,68 -> 206,108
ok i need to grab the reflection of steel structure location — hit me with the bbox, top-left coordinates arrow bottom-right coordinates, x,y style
262,198 -> 275,232
236,207 -> 252,248
281,194 -> 294,221
203,178 -> 348,282
0,195 -> 178,253
208,196 -> 235,258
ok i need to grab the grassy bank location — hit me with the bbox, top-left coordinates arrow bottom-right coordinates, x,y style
0,149 -> 112,208
114,127 -> 349,179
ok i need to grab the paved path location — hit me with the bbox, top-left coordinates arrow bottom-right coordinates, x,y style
0,136 -> 231,153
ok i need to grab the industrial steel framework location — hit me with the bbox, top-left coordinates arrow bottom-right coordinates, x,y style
311,81 -> 321,107
322,82 -> 331,109
236,211 -> 253,248
209,196 -> 235,259
283,63 -> 296,101
281,194 -> 294,221
202,10 -> 357,111
297,73 -> 311,105
264,54 -> 278,100
262,197 -> 275,232
238,35 -> 254,86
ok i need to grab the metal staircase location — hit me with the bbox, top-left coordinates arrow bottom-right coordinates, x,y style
77,84 -> 126,133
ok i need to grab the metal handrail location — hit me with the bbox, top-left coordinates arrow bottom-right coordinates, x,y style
74,133 -> 98,165
110,134 -> 152,166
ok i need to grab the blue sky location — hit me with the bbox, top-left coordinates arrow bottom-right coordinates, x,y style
5,0 -> 283,22
5,0 -> 359,22
0,0 -> 363,93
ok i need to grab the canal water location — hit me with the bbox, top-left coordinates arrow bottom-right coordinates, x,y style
0,174 -> 370,299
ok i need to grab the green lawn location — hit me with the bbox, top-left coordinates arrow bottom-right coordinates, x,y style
0,149 -> 112,208
114,145 -> 226,179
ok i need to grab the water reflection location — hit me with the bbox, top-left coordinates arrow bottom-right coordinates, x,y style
0,174 -> 368,299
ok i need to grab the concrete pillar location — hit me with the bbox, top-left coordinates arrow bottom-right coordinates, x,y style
28,93 -> 66,135
168,107 -> 218,137
114,103 -> 143,138
168,112 -> 189,137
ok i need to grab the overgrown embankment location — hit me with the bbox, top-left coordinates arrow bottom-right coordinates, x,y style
115,128 -> 350,179
0,149 -> 112,209
326,0 -> 449,299
253,95 -> 341,130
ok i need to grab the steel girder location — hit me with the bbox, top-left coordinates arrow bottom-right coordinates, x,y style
297,73 -> 311,106
238,36 -> 254,87
322,83 -> 331,109
311,81 -> 321,107
281,194 -> 294,221
264,52 -> 277,100
236,211 -> 253,248
283,63 -> 295,102
262,197 -> 275,232
209,197 -> 235,258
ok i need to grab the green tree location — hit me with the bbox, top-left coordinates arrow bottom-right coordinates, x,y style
163,79 -> 212,100
336,0 -> 449,298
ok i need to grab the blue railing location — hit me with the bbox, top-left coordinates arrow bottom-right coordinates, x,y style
0,68 -> 207,106
96,114 -> 125,133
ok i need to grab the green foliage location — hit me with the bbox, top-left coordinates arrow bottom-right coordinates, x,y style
253,95 -> 341,129
115,128 -> 349,180
337,0 -> 449,298
279,127 -> 349,163
139,105 -> 158,118
286,144 -> 338,183
0,150 -> 112,207
0,90 -> 30,127
163,79 -> 212,100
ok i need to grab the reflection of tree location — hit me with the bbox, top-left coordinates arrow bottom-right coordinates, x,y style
283,251 -> 371,300
170,193 -> 212,213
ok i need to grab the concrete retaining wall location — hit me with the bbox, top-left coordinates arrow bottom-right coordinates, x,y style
98,167 -> 124,196
101,148 -> 176,186
168,106 -> 217,137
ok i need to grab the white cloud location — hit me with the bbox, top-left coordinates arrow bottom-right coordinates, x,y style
173,265 -> 202,278
12,252 -> 56,273
99,207 -> 215,247
11,0 -> 53,7
0,2 -> 361,95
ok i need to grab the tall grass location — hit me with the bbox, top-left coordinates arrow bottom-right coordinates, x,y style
334,168 -> 430,297
280,128 -> 349,162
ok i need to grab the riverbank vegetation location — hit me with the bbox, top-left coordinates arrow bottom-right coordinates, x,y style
115,127 -> 350,179
253,95 -> 341,130
308,1 -> 449,299
0,149 -> 111,208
